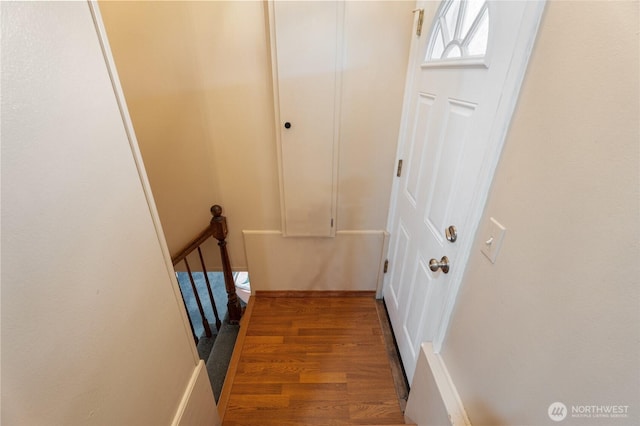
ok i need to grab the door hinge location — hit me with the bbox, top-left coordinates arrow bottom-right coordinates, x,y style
396,159 -> 403,177
383,259 -> 389,273
413,8 -> 424,37
331,218 -> 334,227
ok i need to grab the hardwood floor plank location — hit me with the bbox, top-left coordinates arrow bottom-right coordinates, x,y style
225,394 -> 290,408
240,343 -> 334,354
242,335 -> 285,344
232,371 -> 301,384
299,372 -> 348,384
226,383 -> 282,395
282,383 -> 348,400
283,334 -> 382,345
222,295 -> 406,425
237,361 -> 322,375
297,327 -> 378,336
349,401 -> 407,422
238,353 -> 311,363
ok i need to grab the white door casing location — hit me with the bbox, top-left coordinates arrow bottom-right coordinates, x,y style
384,0 -> 546,383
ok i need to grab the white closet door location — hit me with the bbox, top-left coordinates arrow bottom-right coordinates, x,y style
269,0 -> 343,237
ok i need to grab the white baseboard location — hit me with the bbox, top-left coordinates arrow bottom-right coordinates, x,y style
405,343 -> 471,426
243,230 -> 387,292
172,360 -> 220,426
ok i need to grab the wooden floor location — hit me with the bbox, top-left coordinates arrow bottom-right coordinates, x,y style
220,295 -> 408,425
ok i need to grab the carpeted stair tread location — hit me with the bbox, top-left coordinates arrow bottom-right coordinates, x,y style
196,324 -> 218,361
176,271 -> 246,400
206,321 -> 240,402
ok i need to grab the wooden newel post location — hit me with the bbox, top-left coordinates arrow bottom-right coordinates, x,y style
210,205 -> 243,324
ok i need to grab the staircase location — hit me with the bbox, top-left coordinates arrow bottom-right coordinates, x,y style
175,271 -> 243,401
171,205 -> 243,402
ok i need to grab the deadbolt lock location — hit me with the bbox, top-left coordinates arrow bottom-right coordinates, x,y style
445,225 -> 457,243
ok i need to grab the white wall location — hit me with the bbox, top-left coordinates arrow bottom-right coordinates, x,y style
98,1 -> 228,265
338,1 -> 414,230
99,1 -> 413,288
244,231 -> 388,292
440,2 -> 639,425
1,2 -> 218,424
99,0 -> 287,269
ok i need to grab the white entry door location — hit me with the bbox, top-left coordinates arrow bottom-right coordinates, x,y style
384,0 -> 545,382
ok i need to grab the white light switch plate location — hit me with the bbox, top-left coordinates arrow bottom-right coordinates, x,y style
481,217 -> 506,263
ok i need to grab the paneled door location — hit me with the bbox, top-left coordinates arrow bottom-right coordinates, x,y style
384,0 -> 545,382
268,0 -> 344,237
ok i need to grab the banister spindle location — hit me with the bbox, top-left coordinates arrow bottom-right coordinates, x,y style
184,257 -> 213,338
174,274 -> 199,344
210,205 -> 243,324
197,246 -> 222,331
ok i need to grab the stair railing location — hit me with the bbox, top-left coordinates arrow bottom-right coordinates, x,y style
210,205 -> 244,324
171,204 -> 243,344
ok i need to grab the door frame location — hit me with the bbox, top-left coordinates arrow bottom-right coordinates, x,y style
384,0 -> 547,353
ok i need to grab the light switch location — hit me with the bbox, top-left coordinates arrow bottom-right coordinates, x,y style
481,217 -> 506,263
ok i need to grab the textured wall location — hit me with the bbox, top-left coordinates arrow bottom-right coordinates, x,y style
99,1 -> 228,264
1,2 -> 217,424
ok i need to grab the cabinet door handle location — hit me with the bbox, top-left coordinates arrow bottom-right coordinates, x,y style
284,122 -> 292,129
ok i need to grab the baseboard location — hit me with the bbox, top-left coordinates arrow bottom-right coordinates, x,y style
405,343 -> 471,426
172,360 -> 220,426
255,290 -> 376,298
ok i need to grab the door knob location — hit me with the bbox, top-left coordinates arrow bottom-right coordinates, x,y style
429,256 -> 450,274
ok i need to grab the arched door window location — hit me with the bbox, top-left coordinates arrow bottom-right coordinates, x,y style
425,0 -> 489,62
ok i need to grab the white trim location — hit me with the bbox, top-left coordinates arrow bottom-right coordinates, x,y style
425,342 -> 471,426
331,1 -> 345,238
171,361 -> 220,426
266,0 -> 288,236
420,57 -> 488,69
432,0 -> 547,352
88,1 -> 199,361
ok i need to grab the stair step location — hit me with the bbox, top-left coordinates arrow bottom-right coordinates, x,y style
195,324 -> 218,361
205,321 -> 240,402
